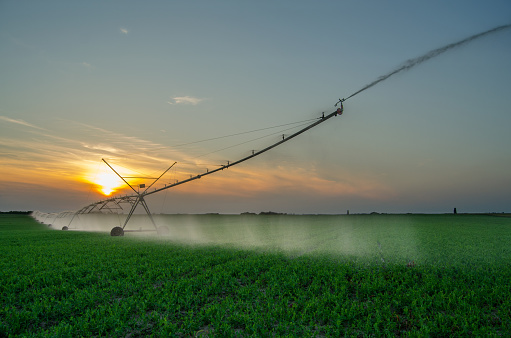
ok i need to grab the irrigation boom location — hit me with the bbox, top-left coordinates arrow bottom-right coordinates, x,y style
146,105 -> 344,197
67,102 -> 345,236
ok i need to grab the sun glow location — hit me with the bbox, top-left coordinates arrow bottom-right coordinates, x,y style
95,171 -> 125,196
82,161 -> 146,197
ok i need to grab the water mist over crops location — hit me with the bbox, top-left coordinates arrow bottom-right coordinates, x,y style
34,211 -> 511,267
33,211 -> 421,264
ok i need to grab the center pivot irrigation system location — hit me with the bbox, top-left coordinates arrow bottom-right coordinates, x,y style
56,23 -> 510,236
65,101 -> 346,236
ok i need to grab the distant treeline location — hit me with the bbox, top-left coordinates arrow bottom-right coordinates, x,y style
241,211 -> 288,215
0,211 -> 33,215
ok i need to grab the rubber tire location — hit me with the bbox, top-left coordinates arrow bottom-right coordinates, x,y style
110,227 -> 124,237
62,226 -> 69,231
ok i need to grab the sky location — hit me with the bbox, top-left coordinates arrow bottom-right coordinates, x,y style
1,0 -> 511,214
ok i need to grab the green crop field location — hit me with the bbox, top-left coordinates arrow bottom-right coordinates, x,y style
1,213 -> 511,336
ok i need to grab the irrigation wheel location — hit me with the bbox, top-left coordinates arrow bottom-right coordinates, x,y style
110,226 -> 124,237
62,226 -> 68,231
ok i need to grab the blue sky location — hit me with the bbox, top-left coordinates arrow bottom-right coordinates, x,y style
1,0 -> 510,214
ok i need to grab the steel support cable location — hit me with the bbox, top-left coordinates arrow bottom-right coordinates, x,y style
189,120 -> 316,160
170,118 -> 320,148
145,109 -> 341,197
159,120 -> 317,170
102,119 -> 320,181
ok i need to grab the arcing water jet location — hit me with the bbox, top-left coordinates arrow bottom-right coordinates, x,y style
343,23 -> 511,102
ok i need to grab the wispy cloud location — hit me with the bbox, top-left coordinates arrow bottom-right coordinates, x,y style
0,115 -> 46,130
81,62 -> 94,69
168,96 -> 204,105
120,27 -> 129,34
0,118 -> 194,197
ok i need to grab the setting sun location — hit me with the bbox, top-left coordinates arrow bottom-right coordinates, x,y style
81,161 -> 145,197
95,171 -> 125,196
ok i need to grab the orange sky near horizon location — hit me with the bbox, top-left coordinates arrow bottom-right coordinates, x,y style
0,115 -> 394,212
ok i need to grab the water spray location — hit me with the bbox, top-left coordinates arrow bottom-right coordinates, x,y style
341,23 -> 511,103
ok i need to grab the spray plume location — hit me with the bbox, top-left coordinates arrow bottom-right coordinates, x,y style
344,23 -> 511,101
